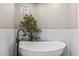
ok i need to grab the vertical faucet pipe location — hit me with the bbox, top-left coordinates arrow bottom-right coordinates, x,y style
16,29 -> 24,56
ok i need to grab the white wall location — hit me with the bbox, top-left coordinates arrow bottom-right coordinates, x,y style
70,4 -> 79,56
0,3 -> 15,28
15,3 -> 77,29
77,4 -> 79,28
35,4 -> 70,28
40,29 -> 79,56
0,3 -> 16,56
69,4 -> 77,28
0,3 -> 77,29
0,28 -> 71,56
0,29 -> 16,56
40,29 -> 71,56
0,29 -> 9,55
0,29 -> 79,56
70,29 -> 79,56
35,3 -> 77,29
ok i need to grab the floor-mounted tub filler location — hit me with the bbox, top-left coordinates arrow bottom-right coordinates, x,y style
19,41 -> 66,56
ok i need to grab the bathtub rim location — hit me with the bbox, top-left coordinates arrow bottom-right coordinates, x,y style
19,41 -> 66,52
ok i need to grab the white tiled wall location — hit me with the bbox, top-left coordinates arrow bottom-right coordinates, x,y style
0,29 -> 79,56
70,29 -> 79,56
40,29 -> 72,56
0,29 -> 9,55
0,29 -> 16,56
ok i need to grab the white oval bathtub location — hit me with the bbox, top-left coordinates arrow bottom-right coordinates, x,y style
19,41 -> 66,56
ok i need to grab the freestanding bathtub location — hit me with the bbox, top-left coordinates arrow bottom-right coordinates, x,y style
19,41 -> 66,56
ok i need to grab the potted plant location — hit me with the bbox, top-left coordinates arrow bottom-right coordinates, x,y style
19,14 -> 41,41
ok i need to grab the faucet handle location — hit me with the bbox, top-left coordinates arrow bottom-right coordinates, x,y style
16,29 -> 24,41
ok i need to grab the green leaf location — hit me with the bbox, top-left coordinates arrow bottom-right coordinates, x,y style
19,14 -> 41,41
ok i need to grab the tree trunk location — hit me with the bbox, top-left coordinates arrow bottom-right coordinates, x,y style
28,25 -> 32,41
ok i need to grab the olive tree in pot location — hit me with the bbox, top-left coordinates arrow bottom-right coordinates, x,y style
19,14 -> 41,41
